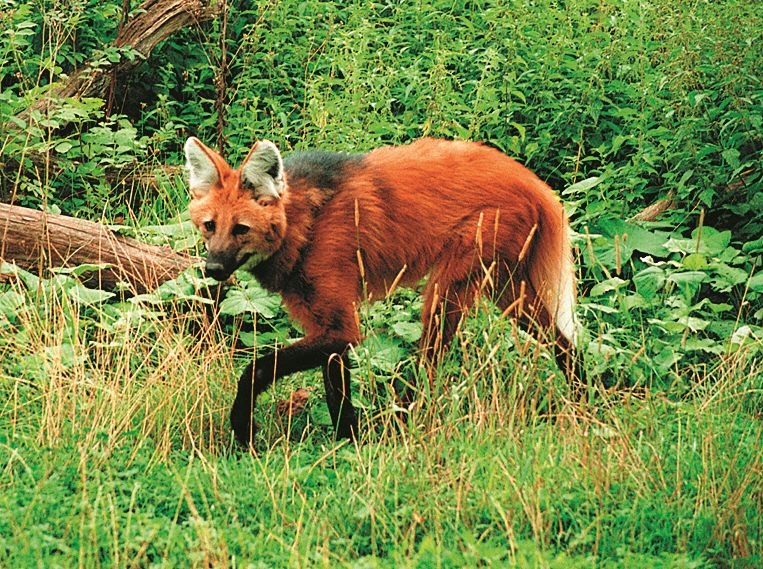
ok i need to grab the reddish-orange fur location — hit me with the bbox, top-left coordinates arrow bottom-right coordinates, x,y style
185,137 -> 582,443
277,140 -> 568,347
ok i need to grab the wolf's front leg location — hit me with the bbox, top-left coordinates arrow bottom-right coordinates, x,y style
230,353 -> 277,446
229,339 -> 358,445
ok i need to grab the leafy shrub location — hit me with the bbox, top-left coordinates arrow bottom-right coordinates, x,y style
0,1 -> 761,564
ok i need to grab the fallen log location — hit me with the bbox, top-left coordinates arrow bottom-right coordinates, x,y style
627,195 -> 676,223
0,202 -> 200,293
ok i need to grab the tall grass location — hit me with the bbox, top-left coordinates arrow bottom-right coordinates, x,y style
1,266 -> 761,565
1,0 -> 761,566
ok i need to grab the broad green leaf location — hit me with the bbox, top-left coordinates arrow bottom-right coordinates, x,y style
654,348 -> 681,372
54,141 -> 73,153
140,220 -> 197,238
590,237 -> 633,270
748,271 -> 763,292
683,337 -> 724,354
391,321 -> 422,343
742,237 -> 763,254
666,227 -> 731,256
593,219 -> 671,264
729,325 -> 760,346
67,284 -> 115,305
694,298 -> 733,313
563,177 -> 601,195
219,287 -> 280,319
360,334 -> 406,371
581,302 -> 619,314
589,276 -> 629,297
1,262 -> 40,290
43,342 -> 86,368
682,317 -> 709,332
693,227 -> 731,256
682,253 -> 707,270
667,271 -> 707,287
0,290 -> 26,319
709,263 -> 749,292
721,148 -> 740,168
633,265 -> 665,297
623,293 -> 649,310
52,263 -> 112,276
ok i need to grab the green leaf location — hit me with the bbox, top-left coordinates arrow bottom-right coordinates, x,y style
633,266 -> 665,297
666,227 -> 731,256
581,302 -> 619,315
0,290 -> 26,319
391,321 -> 422,343
52,263 -> 112,276
709,263 -> 749,292
360,335 -> 406,371
667,271 -> 707,287
139,220 -> 197,238
219,287 -> 280,318
721,148 -> 740,168
682,317 -> 709,332
695,298 -> 733,314
563,177 -> 601,195
1,262 -> 40,290
682,253 -> 707,270
654,348 -> 682,372
623,293 -> 649,310
683,337 -> 724,354
742,237 -> 763,254
54,141 -> 73,153
747,271 -> 763,292
44,342 -> 86,368
594,219 -> 671,261
693,227 -> 731,256
589,277 -> 629,297
729,325 -> 761,347
66,284 -> 115,305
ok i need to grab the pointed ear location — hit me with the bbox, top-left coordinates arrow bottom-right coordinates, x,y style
240,140 -> 285,200
184,137 -> 220,197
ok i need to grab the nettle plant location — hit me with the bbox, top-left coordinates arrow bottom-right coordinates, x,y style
579,215 -> 762,387
0,259 -> 290,398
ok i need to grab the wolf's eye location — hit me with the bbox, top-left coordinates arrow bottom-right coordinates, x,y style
232,224 -> 250,236
203,220 -> 216,233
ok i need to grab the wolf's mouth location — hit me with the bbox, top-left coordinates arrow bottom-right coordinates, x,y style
204,251 -> 271,281
237,251 -> 270,272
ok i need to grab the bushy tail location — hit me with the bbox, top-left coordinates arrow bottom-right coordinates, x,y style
528,203 -> 580,347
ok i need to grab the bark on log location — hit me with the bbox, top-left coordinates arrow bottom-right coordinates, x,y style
24,0 -> 213,117
627,195 -> 676,223
3,0 -> 214,197
0,202 -> 200,293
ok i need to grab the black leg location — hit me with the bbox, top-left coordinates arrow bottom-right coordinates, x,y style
229,339 -> 357,445
322,351 -> 358,440
230,353 -> 277,446
555,336 -> 586,399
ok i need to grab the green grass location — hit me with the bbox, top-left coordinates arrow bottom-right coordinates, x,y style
0,286 -> 761,566
1,0 -> 762,565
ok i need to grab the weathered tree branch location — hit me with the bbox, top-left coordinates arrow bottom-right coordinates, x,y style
25,0 -> 213,116
2,0 -> 213,199
627,195 -> 676,223
0,202 -> 200,293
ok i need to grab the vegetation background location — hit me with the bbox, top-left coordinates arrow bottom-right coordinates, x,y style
1,0 -> 761,566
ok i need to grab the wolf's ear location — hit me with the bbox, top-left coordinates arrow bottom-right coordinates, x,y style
184,137 -> 219,198
240,140 -> 285,201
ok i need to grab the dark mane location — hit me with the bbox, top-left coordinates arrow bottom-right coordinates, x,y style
283,150 -> 365,190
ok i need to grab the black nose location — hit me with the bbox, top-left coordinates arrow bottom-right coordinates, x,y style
204,261 -> 230,281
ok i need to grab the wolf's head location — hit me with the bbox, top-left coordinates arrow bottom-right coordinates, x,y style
185,137 -> 288,281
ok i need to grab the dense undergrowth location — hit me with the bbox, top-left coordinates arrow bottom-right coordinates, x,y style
1,0 -> 761,566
